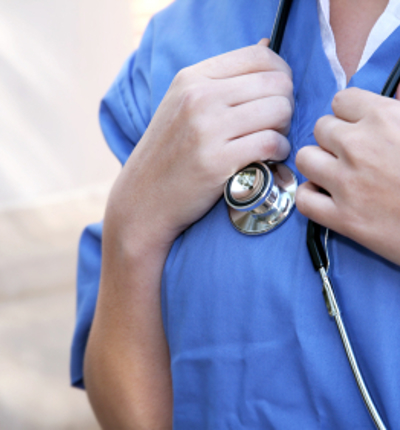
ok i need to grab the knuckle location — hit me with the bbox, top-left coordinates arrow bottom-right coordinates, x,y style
332,88 -> 361,111
269,53 -> 292,77
252,44 -> 270,60
275,71 -> 294,96
179,83 -> 209,114
331,91 -> 344,110
313,122 -> 323,144
274,95 -> 291,115
247,44 -> 275,70
332,88 -> 351,108
280,61 -> 293,79
344,87 -> 361,99
260,131 -> 280,158
314,115 -> 337,147
274,96 -> 293,129
246,44 -> 292,76
272,55 -> 293,78
249,44 -> 264,56
174,67 -> 193,87
348,87 -> 363,97
341,129 -> 363,162
314,116 -> 327,137
295,186 -> 310,215
295,146 -> 310,172
180,86 -> 198,112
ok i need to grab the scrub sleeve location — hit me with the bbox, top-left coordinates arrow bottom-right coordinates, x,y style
71,0 -> 279,390
71,1 -> 400,429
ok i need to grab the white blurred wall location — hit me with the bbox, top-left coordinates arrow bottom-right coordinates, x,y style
0,2 -> 161,428
0,1 -> 176,428
0,0 -> 142,302
0,0 -> 136,209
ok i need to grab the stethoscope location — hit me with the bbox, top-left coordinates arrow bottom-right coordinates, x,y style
223,1 -> 400,429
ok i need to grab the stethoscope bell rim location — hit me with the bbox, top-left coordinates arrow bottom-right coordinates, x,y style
224,161 -> 298,235
225,162 -> 273,211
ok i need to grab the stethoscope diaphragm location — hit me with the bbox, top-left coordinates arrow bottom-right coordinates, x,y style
224,161 -> 298,235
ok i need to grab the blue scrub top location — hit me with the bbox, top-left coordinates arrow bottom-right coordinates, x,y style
71,0 -> 400,428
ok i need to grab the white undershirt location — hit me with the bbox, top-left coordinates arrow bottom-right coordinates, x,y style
317,0 -> 400,89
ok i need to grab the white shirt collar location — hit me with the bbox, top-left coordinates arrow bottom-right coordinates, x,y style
317,0 -> 400,90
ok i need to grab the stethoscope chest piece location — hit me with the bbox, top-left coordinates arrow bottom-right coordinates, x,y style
224,162 -> 298,235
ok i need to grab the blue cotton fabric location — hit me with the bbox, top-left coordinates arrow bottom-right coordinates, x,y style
71,0 -> 400,428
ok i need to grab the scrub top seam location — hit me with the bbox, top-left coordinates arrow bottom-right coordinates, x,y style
117,71 -> 143,147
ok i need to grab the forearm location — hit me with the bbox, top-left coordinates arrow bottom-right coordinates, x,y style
84,202 -> 173,430
83,40 -> 295,428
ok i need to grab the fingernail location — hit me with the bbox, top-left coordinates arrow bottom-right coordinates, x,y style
257,38 -> 270,47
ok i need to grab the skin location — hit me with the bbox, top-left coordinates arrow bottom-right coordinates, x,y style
85,0 -> 399,428
296,0 -> 400,264
330,0 -> 389,79
85,40 -> 294,429
296,88 -> 400,265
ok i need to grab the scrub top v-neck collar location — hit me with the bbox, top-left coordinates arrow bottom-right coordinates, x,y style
280,0 -> 400,160
71,1 -> 400,428
317,0 -> 400,90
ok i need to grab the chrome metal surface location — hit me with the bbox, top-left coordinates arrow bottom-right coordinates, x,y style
318,267 -> 387,430
224,162 -> 298,235
324,228 -> 331,275
229,166 -> 268,206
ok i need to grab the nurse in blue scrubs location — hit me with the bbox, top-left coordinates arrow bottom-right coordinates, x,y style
71,0 -> 400,428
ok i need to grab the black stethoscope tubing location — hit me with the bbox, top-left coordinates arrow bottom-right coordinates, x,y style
269,0 -> 294,53
270,1 -> 400,429
307,55 -> 400,429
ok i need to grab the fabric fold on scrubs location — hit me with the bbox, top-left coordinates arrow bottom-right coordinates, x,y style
71,1 -> 400,430
70,0 -> 279,389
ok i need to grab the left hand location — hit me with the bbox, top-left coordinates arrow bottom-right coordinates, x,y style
296,87 -> 400,265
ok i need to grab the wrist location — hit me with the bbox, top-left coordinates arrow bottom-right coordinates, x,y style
103,198 -> 176,266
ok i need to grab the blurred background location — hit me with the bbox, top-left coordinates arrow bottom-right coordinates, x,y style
0,0 -> 171,428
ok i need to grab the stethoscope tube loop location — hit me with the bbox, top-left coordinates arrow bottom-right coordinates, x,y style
223,0 -> 400,427
318,266 -> 387,430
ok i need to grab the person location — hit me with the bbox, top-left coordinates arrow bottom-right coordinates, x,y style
71,0 -> 400,428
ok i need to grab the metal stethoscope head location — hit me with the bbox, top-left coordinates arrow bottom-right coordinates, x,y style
224,161 -> 297,234
222,0 -> 400,429
224,0 -> 296,235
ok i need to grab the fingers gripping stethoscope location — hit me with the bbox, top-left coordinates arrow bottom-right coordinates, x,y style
224,0 -> 400,429
224,0 -> 297,235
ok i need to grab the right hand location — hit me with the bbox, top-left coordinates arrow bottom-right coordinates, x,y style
107,39 -> 294,249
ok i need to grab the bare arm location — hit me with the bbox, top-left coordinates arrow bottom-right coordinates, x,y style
84,210 -> 173,429
84,40 -> 294,429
